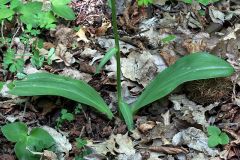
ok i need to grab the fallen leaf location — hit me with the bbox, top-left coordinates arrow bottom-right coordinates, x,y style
172,127 -> 219,156
76,27 -> 90,43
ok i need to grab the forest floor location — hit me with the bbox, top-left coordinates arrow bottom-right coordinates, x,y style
0,0 -> 240,159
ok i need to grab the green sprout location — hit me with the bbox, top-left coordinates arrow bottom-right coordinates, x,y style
207,126 -> 230,148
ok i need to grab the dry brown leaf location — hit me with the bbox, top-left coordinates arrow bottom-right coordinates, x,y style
96,22 -> 111,36
55,44 -> 76,66
138,121 -> 156,133
76,27 -> 90,43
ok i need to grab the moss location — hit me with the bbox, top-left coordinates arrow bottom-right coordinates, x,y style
184,78 -> 232,104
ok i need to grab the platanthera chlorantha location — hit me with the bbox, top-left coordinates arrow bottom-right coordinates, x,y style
0,0 -> 235,130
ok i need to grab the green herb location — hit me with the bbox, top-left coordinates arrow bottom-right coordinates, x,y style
137,0 -> 153,6
207,126 -> 230,148
182,0 -> 220,5
161,35 -> 176,44
3,50 -> 24,73
56,109 -> 74,128
76,138 -> 87,149
1,122 -> 55,160
5,1 -> 235,131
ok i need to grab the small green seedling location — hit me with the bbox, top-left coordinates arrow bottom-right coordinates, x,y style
161,35 -> 176,44
182,0 -> 220,6
1,122 -> 55,160
3,49 -> 24,73
76,137 -> 87,149
137,0 -> 153,6
56,109 -> 74,128
207,126 -> 230,148
75,137 -> 92,160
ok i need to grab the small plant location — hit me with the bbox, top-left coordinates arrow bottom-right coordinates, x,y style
56,109 -> 75,128
0,0 -> 75,29
1,122 -> 55,160
137,0 -> 153,6
75,137 -> 92,160
3,49 -> 24,73
76,137 -> 87,149
161,35 -> 176,44
0,0 -> 235,131
182,0 -> 220,6
207,126 -> 230,148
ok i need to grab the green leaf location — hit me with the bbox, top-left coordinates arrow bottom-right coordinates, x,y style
20,14 -> 38,26
219,132 -> 229,145
182,0 -> 192,4
61,109 -> 74,121
50,0 -> 71,6
0,8 -> 14,20
14,127 -> 55,160
47,48 -> 55,65
10,0 -> 22,10
96,48 -> 118,74
208,135 -> 219,148
37,12 -> 56,29
137,0 -> 153,6
119,101 -> 134,130
207,126 -> 221,136
76,138 -> 87,149
0,82 -> 4,91
197,0 -> 211,5
1,122 -> 28,142
161,35 -> 176,44
131,52 -> 234,114
18,2 -> 42,15
28,128 -> 55,150
52,5 -> 75,20
0,0 -> 10,5
15,141 -> 40,160
8,73 -> 113,119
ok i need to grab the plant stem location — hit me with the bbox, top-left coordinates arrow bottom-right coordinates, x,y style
111,0 -> 122,104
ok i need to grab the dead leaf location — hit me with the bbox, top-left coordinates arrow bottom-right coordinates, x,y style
55,26 -> 75,47
172,127 -> 219,156
138,121 -> 156,133
76,27 -> 90,43
96,22 -> 111,36
42,150 -> 57,160
87,133 -> 135,156
209,7 -> 225,24
55,44 -> 76,66
170,94 -> 219,126
121,51 -> 165,87
60,67 -> 92,82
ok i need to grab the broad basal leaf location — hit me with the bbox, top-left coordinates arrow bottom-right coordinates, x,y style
52,4 -> 75,20
8,73 -> 113,119
119,101 -> 134,131
50,0 -> 71,5
131,52 -> 234,114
